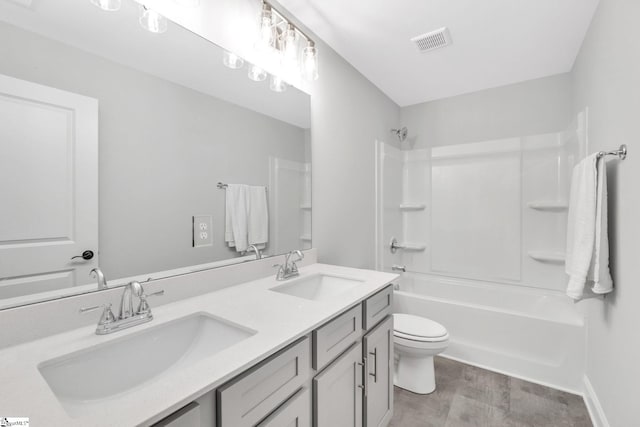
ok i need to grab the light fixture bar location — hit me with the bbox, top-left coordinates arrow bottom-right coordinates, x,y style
263,0 -> 314,47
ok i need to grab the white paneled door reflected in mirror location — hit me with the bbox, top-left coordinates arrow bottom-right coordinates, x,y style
0,0 -> 311,309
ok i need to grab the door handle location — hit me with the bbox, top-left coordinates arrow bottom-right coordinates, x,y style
71,250 -> 94,260
357,358 -> 368,397
369,349 -> 378,383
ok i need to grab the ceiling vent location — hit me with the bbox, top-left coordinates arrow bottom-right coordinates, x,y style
411,27 -> 452,53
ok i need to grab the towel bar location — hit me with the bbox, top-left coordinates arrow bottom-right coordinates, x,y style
597,144 -> 627,160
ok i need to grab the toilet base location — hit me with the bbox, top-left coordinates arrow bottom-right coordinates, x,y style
394,354 -> 436,394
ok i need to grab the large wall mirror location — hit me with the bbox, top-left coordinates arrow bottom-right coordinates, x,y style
0,0 -> 311,310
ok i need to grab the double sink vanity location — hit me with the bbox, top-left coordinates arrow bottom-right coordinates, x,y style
0,252 -> 397,427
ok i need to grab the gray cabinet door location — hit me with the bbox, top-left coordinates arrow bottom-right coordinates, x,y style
313,342 -> 363,427
363,315 -> 393,427
257,388 -> 311,427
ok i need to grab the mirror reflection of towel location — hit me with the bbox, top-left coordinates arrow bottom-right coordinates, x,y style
248,186 -> 268,249
224,184 -> 268,252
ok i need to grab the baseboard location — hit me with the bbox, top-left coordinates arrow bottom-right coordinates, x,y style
583,375 -> 610,427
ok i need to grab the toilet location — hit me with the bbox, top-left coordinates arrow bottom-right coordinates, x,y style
393,313 -> 449,394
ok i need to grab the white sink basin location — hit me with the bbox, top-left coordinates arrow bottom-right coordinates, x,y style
38,313 -> 255,416
270,274 -> 364,301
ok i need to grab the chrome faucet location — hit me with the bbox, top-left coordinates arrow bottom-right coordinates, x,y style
391,265 -> 406,272
275,250 -> 304,281
119,281 -> 142,320
90,267 -> 108,290
80,281 -> 164,335
247,244 -> 263,260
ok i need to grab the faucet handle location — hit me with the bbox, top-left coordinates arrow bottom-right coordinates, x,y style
136,290 -> 164,315
80,303 -> 116,326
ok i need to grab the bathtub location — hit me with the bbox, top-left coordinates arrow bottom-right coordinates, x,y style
393,272 -> 585,393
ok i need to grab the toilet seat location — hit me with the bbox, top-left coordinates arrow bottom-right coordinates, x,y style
393,314 -> 448,342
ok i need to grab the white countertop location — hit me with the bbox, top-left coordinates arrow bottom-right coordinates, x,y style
0,263 -> 397,426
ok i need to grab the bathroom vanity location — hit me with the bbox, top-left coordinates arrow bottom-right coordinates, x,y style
0,262 -> 397,427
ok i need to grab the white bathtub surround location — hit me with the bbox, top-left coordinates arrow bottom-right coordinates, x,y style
393,313 -> 449,394
394,273 -> 585,393
565,154 -> 613,300
0,262 -> 398,426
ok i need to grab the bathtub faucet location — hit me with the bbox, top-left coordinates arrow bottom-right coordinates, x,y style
392,265 -> 406,272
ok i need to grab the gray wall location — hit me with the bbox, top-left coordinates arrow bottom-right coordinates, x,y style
401,73 -> 573,149
0,22 -> 307,279
310,46 -> 401,269
571,0 -> 640,425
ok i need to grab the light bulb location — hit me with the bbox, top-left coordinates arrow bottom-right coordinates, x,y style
223,51 -> 244,69
301,42 -> 318,81
269,75 -> 287,93
90,0 -> 121,11
139,6 -> 168,34
283,25 -> 298,62
257,4 -> 275,50
248,65 -> 267,82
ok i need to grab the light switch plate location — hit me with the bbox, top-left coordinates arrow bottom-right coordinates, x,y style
192,215 -> 213,247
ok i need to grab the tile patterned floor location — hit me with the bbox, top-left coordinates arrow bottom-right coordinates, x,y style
389,357 -> 592,427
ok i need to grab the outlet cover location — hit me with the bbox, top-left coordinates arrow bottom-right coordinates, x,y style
192,215 -> 213,247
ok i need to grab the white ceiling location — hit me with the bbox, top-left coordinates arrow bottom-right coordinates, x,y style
277,0 -> 600,106
0,0 -> 310,128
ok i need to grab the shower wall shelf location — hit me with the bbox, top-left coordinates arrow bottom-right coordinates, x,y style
300,203 -> 312,210
300,235 -> 312,241
528,251 -> 566,264
399,203 -> 427,211
527,201 -> 569,212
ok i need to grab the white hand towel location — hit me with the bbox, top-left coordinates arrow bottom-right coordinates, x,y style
224,184 -> 250,252
565,154 -> 613,300
590,156 -> 613,294
248,186 -> 269,248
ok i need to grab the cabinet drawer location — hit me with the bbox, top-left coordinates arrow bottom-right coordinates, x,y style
257,388 -> 311,427
313,305 -> 362,371
217,337 -> 311,427
363,285 -> 393,330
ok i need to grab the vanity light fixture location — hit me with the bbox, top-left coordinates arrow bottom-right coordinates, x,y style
90,0 -> 121,11
139,5 -> 168,34
223,51 -> 245,69
301,40 -> 319,81
219,0 -> 319,91
248,64 -> 267,82
257,2 -> 276,51
269,75 -> 287,93
257,0 -> 319,82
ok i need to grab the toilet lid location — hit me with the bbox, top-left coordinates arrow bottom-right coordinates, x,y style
394,314 -> 447,339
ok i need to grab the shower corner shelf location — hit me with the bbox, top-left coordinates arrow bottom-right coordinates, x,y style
528,250 -> 566,264
300,203 -> 312,210
300,234 -> 312,242
526,201 -> 569,212
399,203 -> 427,211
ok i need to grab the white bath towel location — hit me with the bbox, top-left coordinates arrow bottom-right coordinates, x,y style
224,184 -> 249,252
247,186 -> 268,249
565,154 -> 613,300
